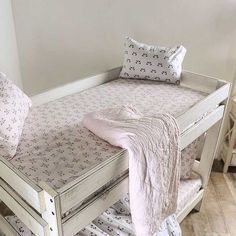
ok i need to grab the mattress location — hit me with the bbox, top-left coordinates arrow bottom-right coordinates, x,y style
8,78 -> 206,190
4,174 -> 202,236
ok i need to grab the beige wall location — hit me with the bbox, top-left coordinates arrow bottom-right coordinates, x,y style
12,0 -> 236,95
0,0 -> 22,87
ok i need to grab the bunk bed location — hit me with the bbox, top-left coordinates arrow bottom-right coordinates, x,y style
0,67 -> 231,236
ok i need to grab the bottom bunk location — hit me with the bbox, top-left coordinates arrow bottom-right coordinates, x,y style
0,174 -> 202,236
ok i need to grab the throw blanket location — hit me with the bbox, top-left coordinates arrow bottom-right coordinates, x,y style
83,105 -> 181,236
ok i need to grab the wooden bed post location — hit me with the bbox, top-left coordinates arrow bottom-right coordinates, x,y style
216,92 -> 232,162
223,112 -> 236,173
39,182 -> 63,236
194,120 -> 222,211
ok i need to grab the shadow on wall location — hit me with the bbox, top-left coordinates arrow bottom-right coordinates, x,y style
11,0 -> 236,95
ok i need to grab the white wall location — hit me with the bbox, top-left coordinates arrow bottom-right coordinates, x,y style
0,0 -> 22,87
12,0 -> 236,95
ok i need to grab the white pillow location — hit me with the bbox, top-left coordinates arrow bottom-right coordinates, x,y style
120,37 -> 186,84
181,135 -> 204,179
0,73 -> 32,159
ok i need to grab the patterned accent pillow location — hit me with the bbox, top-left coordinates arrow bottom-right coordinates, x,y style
0,73 -> 32,159
181,135 -> 204,179
120,37 -> 186,84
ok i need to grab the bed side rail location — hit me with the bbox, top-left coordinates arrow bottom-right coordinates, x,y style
59,151 -> 128,214
181,70 -> 228,94
0,179 -> 49,236
180,105 -> 224,149
30,67 -> 229,107
0,158 -> 44,213
31,67 -> 122,106
62,174 -> 129,236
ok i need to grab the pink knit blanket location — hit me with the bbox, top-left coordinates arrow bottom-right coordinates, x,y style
83,105 -> 181,236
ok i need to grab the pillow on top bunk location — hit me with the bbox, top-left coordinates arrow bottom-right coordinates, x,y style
120,37 -> 186,84
0,72 -> 32,159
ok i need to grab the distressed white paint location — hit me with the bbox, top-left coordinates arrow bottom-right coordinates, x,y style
0,69 -> 231,235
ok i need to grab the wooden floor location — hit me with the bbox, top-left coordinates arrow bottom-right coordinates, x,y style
181,161 -> 236,236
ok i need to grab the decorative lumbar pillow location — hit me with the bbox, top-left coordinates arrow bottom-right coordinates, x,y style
120,37 -> 186,84
0,72 -> 32,159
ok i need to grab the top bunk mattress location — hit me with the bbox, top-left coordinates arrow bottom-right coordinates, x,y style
9,78 -> 207,190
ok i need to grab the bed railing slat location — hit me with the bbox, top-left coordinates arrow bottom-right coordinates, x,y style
177,83 -> 230,132
31,67 -> 122,106
59,151 -> 128,214
0,179 -> 49,236
62,175 -> 129,236
0,159 -> 43,213
180,105 -> 224,149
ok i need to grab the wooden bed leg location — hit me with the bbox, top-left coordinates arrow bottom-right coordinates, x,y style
192,121 -> 222,214
223,153 -> 231,173
223,116 -> 236,173
215,87 -> 232,161
39,182 -> 63,236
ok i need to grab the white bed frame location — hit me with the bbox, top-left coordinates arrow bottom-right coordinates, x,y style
0,67 -> 231,236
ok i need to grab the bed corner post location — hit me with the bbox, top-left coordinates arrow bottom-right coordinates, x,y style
215,82 -> 232,162
194,119 -> 222,212
197,80 -> 231,184
39,182 -> 63,236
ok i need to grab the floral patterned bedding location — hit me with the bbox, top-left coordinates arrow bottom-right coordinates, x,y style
4,174 -> 202,236
9,78 -> 206,190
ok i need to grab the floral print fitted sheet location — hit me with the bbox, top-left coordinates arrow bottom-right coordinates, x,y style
9,78 -> 206,190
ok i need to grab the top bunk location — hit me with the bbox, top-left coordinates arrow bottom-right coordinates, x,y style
0,66 -> 231,214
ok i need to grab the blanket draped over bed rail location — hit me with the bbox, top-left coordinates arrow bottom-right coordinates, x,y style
83,105 -> 181,236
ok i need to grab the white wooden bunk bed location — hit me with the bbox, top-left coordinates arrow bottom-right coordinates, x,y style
0,67 -> 231,236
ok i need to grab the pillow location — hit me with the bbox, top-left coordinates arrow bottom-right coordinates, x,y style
0,72 -> 32,159
180,135 -> 205,179
120,37 -> 186,84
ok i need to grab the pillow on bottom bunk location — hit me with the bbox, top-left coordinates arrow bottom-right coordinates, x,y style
181,135 -> 204,179
0,72 -> 32,159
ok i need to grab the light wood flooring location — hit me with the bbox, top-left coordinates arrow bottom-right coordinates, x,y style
181,161 -> 236,236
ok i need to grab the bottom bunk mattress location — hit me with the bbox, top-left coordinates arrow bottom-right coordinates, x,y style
6,78 -> 207,190
3,174 -> 202,236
